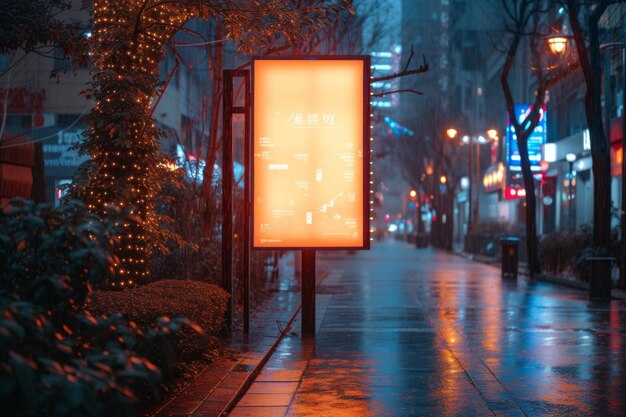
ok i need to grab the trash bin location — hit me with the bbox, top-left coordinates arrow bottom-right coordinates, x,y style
500,237 -> 520,279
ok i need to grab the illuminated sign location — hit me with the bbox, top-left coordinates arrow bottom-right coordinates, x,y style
384,116 -> 414,136
483,162 -> 505,193
506,104 -> 547,172
542,143 -> 557,163
43,129 -> 89,177
504,186 -> 526,200
252,57 -> 370,249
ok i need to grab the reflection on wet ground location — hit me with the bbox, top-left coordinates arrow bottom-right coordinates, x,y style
231,240 -> 626,417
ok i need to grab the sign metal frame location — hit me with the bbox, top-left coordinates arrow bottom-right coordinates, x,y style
251,55 -> 371,250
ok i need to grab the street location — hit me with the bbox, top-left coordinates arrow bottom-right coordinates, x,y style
230,239 -> 626,417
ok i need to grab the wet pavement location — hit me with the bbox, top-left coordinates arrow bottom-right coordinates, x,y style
154,253 -> 306,417
229,239 -> 626,417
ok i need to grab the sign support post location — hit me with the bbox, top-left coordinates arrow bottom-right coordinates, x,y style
302,250 -> 316,334
251,57 -> 370,337
221,69 -> 234,332
222,69 -> 251,334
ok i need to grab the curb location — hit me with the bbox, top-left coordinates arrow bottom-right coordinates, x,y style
219,269 -> 330,416
219,304 -> 302,416
454,249 -> 626,301
537,273 -> 589,291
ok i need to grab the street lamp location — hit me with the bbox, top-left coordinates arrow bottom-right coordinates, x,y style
408,189 -> 420,247
447,127 -> 473,231
547,34 -> 569,54
566,152 -> 577,230
446,127 -> 499,231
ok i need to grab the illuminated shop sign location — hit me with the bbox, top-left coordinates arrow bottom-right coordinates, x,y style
504,186 -> 526,200
252,57 -> 370,249
43,129 -> 89,177
506,104 -> 547,172
483,162 -> 505,193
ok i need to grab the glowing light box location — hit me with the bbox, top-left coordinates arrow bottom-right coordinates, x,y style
252,57 -> 370,249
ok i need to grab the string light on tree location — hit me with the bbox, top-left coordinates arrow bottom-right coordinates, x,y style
81,0 -> 354,287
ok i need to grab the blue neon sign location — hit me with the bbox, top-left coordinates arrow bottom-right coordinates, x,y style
506,104 -> 547,172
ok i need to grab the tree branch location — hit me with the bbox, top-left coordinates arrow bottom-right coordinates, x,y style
371,54 -> 429,83
371,89 -> 423,97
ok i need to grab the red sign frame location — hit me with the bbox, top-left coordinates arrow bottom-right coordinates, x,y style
252,56 -> 370,250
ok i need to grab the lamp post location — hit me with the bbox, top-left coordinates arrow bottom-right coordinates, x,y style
447,128 -> 473,232
446,128 -> 498,234
566,152 -> 577,230
409,188 -> 419,242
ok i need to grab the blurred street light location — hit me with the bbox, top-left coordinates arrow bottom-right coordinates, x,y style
445,127 -> 499,230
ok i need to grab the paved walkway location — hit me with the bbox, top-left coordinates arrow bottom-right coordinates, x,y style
228,240 -> 626,416
154,253 -> 306,417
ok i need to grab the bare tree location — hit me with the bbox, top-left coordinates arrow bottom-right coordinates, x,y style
394,100 -> 464,250
564,0 -> 612,257
499,0 -> 574,277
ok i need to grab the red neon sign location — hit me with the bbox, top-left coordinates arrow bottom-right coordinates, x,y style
504,186 -> 526,200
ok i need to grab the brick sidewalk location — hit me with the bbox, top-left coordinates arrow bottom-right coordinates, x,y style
153,253 -> 303,417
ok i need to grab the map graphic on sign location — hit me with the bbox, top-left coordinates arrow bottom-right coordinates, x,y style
252,58 -> 369,249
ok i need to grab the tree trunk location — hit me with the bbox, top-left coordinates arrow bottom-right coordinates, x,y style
589,122 -> 611,249
517,130 -> 541,276
586,41 -> 611,252
567,0 -> 611,253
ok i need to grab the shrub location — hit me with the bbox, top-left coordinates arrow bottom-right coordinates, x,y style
0,199 -> 202,416
150,237 -> 221,285
471,220 -> 516,235
0,301 -> 167,417
88,280 -> 229,375
0,199 -> 118,311
539,228 -> 586,276
573,225 -> 620,282
540,225 -> 621,283
150,179 -> 222,284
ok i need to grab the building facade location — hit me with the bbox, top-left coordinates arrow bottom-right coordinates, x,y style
0,4 -> 215,205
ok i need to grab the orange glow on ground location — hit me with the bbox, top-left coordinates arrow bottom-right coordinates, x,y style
253,58 -> 367,248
